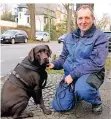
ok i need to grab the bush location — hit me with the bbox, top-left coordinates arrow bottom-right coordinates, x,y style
105,56 -> 111,71
1,12 -> 15,22
44,23 -> 57,41
17,25 -> 30,29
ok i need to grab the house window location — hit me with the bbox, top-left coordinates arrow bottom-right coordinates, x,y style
44,17 -> 47,24
27,17 -> 30,23
50,19 -> 52,24
19,8 -> 23,12
16,18 -> 18,22
19,13 -> 21,19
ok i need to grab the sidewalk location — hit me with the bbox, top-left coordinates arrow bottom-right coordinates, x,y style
1,71 -> 111,119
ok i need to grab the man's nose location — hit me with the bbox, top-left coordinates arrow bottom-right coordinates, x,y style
82,18 -> 86,23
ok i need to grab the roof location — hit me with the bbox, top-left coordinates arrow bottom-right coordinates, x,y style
18,4 -> 28,8
18,4 -> 62,18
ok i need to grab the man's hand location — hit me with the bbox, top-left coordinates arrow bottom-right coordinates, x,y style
65,75 -> 73,85
46,63 -> 54,69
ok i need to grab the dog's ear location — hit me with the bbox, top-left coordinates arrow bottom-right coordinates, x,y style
45,45 -> 52,57
28,48 -> 34,62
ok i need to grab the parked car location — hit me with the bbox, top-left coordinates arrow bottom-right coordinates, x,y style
1,29 -> 28,44
35,31 -> 50,42
104,31 -> 111,52
0,34 -> 2,41
58,34 -> 68,43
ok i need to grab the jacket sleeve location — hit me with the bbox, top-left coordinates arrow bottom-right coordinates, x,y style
70,33 -> 109,79
52,40 -> 69,70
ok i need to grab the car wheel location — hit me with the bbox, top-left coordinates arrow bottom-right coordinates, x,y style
11,39 -> 15,44
41,38 -> 43,42
1,40 -> 3,44
24,38 -> 28,43
58,40 -> 61,43
47,40 -> 50,42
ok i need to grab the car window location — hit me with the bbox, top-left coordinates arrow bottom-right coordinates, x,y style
36,32 -> 50,35
104,32 -> 111,37
19,30 -> 28,37
3,30 -> 17,35
15,32 -> 19,35
59,34 -> 67,39
21,31 -> 26,35
44,33 -> 47,36
47,33 -> 50,36
19,31 -> 23,34
36,32 -> 44,35
15,31 -> 22,35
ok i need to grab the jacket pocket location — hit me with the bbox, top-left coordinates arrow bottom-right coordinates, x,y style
86,68 -> 105,89
81,40 -> 94,57
83,40 -> 94,45
66,42 -> 76,55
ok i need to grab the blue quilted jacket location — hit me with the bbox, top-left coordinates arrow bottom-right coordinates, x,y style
53,25 -> 109,79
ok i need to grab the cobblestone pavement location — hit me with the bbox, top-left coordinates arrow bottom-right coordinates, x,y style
1,72 -> 111,119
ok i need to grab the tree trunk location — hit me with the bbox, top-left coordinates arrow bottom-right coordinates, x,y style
27,4 -> 36,40
63,3 -> 72,33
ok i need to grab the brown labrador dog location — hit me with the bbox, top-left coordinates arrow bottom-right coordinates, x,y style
1,45 -> 52,119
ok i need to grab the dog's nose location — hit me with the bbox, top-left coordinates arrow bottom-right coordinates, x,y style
44,57 -> 48,61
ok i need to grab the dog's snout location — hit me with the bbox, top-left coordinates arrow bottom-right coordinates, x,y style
44,58 -> 49,63
44,57 -> 48,60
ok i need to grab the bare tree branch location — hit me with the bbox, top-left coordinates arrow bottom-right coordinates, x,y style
95,13 -> 110,30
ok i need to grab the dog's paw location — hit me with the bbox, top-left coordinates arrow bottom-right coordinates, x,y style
43,109 -> 52,115
27,112 -> 34,117
19,111 -> 34,118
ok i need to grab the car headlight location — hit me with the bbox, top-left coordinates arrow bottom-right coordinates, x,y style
0,38 -> 3,41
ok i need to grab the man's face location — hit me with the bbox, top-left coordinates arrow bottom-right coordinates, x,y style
77,8 -> 94,32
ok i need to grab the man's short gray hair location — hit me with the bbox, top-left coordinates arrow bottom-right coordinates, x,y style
76,5 -> 94,17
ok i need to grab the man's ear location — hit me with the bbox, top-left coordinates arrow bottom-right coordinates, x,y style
28,48 -> 34,62
45,45 -> 52,57
93,16 -> 95,21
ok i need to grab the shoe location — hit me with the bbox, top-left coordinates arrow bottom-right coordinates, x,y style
92,104 -> 102,114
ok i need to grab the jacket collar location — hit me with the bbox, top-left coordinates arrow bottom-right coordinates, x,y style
72,24 -> 96,38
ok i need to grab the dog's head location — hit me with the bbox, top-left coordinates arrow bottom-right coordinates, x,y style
28,45 -> 52,66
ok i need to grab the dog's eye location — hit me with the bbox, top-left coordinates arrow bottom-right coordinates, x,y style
38,50 -> 42,53
44,50 -> 49,56
38,49 -> 48,55
44,49 -> 48,54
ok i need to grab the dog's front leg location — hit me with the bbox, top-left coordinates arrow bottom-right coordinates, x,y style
32,90 -> 52,115
40,96 -> 52,115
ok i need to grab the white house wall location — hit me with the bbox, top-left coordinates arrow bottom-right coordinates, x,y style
17,12 -> 44,31
18,12 -> 30,27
